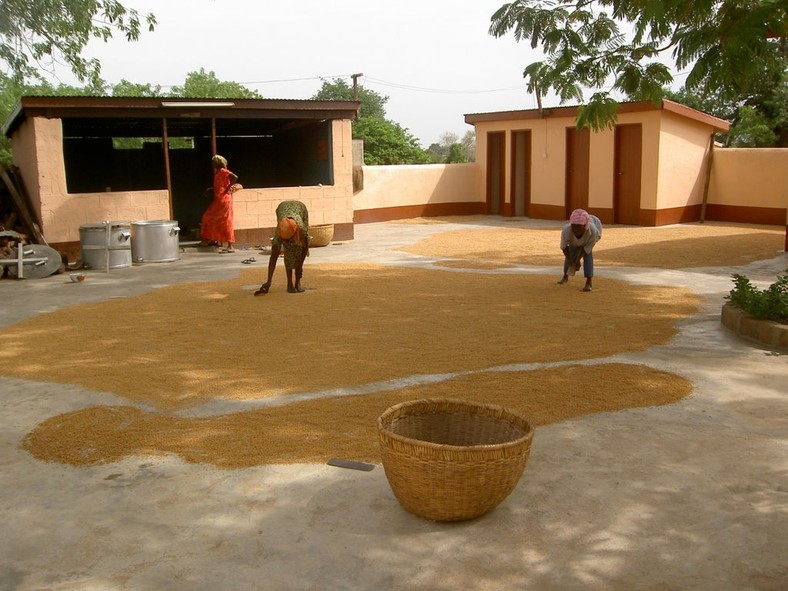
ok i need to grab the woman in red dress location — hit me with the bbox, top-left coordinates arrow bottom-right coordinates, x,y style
200,155 -> 239,253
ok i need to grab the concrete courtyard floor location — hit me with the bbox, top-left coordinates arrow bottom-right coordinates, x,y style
1,218 -> 787,591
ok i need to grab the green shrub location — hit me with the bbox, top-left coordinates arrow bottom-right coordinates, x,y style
726,269 -> 788,322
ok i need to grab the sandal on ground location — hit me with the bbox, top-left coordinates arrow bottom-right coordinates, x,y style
241,257 -> 256,264
218,248 -> 236,254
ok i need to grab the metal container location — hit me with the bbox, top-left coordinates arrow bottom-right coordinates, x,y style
131,220 -> 181,263
79,221 -> 132,270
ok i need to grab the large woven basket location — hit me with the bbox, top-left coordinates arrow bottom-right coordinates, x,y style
377,399 -> 534,522
309,224 -> 334,247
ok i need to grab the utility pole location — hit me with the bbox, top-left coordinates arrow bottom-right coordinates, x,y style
351,73 -> 363,101
351,73 -> 363,120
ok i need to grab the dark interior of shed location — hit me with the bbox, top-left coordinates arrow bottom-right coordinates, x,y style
61,117 -> 334,233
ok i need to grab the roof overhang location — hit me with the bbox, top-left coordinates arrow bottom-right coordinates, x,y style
464,99 -> 730,132
2,96 -> 361,137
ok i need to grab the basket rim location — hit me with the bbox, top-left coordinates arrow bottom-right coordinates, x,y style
377,398 -> 534,452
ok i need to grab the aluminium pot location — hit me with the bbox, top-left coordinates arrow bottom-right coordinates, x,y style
79,221 -> 132,270
131,220 -> 181,263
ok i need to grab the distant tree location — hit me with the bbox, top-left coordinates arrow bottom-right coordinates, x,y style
352,117 -> 430,165
653,60 -> 787,147
446,143 -> 468,163
426,132 -> 457,163
426,143 -> 446,163
312,78 -> 387,119
0,74 -> 102,166
169,68 -> 261,99
460,130 -> 476,162
426,131 -> 476,163
489,0 -> 787,131
111,79 -> 162,97
726,106 -> 779,147
0,0 -> 156,87
311,77 -> 429,164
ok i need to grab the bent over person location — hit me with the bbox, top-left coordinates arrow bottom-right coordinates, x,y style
558,208 -> 602,292
255,200 -> 310,295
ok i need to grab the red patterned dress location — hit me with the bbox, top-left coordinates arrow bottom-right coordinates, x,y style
200,167 -> 236,244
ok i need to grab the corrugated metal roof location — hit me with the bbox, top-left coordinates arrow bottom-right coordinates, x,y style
464,99 -> 730,132
2,96 -> 361,137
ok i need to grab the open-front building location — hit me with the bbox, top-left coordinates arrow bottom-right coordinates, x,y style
2,96 -> 359,255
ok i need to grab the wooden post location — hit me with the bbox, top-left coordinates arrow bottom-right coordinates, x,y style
162,118 -> 173,220
1,169 -> 47,245
700,134 -> 714,223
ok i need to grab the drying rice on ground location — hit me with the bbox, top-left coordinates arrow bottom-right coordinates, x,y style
0,265 -> 697,409
5,221 -> 782,467
398,220 -> 784,269
22,363 -> 691,467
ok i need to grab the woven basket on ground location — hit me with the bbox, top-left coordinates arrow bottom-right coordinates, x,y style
309,224 -> 334,247
377,398 -> 534,522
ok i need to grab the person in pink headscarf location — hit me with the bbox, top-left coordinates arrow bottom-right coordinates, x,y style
559,208 -> 602,291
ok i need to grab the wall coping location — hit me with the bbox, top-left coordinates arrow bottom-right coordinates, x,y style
720,303 -> 788,350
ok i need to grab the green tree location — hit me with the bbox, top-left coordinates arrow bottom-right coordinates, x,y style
489,0 -> 788,131
426,132 -> 456,163
460,130 -> 476,162
312,78 -> 387,119
353,117 -> 430,165
111,79 -> 162,97
0,0 -> 156,87
0,73 -> 102,166
311,77 -> 429,164
446,143 -> 468,163
426,132 -> 475,163
169,68 -> 261,99
726,105 -> 778,146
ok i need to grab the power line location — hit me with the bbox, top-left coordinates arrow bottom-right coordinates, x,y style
157,72 -> 527,96
363,75 -> 527,95
237,74 -> 356,86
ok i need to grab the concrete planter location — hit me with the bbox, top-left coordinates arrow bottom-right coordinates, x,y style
721,303 -> 788,350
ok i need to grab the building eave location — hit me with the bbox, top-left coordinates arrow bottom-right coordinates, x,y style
464,99 -> 730,132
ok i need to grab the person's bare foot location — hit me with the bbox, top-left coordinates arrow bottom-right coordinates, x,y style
254,282 -> 270,296
558,275 -> 568,285
287,285 -> 305,293
582,282 -> 593,292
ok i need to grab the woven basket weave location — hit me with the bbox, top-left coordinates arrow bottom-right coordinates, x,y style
309,224 -> 334,247
377,398 -> 534,522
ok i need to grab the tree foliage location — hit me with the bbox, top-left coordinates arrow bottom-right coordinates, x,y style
662,69 -> 787,147
169,68 -> 260,99
426,131 -> 476,163
0,70 -> 259,166
352,117 -> 430,165
311,78 -> 429,165
311,78 -> 387,119
489,0 -> 788,131
0,0 -> 156,87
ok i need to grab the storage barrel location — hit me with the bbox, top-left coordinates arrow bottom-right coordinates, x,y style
131,220 -> 181,263
79,221 -> 132,270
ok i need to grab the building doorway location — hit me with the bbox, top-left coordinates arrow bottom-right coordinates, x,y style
565,127 -> 590,218
614,124 -> 643,225
510,130 -> 532,217
486,132 -> 506,215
